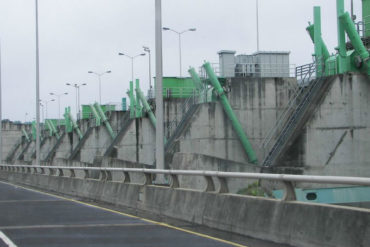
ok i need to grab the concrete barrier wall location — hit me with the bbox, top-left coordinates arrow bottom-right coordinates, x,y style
1,171 -> 369,247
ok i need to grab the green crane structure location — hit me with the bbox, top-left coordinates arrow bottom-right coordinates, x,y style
308,0 -> 370,76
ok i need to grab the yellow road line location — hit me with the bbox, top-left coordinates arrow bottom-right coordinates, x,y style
0,180 -> 247,247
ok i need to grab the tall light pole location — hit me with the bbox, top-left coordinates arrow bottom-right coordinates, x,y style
42,98 -> 55,119
155,0 -> 165,181
143,46 -> 152,90
88,70 -> 111,105
256,0 -> 260,51
162,27 -> 196,77
35,0 -> 41,166
66,83 -> 87,119
118,52 -> 145,84
49,92 -> 68,127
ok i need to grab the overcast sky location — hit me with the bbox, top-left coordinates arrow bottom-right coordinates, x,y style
0,0 -> 363,122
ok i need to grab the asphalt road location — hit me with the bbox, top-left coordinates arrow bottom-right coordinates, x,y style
0,181 -> 292,247
0,181 -> 247,247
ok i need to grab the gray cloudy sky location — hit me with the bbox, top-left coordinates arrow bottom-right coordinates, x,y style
0,0 -> 363,121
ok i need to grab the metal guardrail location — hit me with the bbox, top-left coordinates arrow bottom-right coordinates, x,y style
295,62 -> 316,85
1,164 -> 370,201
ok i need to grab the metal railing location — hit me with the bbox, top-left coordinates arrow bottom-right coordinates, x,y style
199,62 -> 220,78
356,16 -> 370,38
1,164 -> 370,201
261,61 -> 327,166
199,63 -> 296,78
295,62 -> 316,85
260,77 -> 310,150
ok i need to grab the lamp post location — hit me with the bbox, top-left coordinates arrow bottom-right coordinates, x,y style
88,71 -> 111,105
118,52 -> 145,84
143,46 -> 152,90
66,83 -> 87,119
35,0 -> 41,166
256,0 -> 260,51
155,0 -> 165,181
162,27 -> 196,77
49,92 -> 68,127
41,98 -> 55,120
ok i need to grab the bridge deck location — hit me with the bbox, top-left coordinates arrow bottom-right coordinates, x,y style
0,181 -> 241,247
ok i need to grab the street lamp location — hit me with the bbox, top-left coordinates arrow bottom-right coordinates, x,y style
88,70 -> 111,105
49,92 -> 68,127
143,46 -> 152,90
162,27 -> 196,77
118,52 -> 145,84
41,98 -> 55,120
66,83 -> 87,119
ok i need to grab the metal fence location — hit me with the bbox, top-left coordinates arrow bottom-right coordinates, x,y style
1,164 -> 369,202
199,63 -> 296,78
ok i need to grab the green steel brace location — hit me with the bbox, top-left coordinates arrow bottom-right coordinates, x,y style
339,12 -> 370,68
129,81 -> 137,119
22,128 -> 31,143
135,82 -> 157,127
45,120 -> 54,137
49,120 -> 60,139
93,103 -> 116,139
68,112 -> 83,139
89,104 -> 101,126
307,7 -> 330,77
135,81 -> 167,144
188,67 -> 204,91
203,62 -> 258,164
135,79 -> 142,118
31,121 -> 36,141
337,0 -> 348,74
63,107 -> 73,133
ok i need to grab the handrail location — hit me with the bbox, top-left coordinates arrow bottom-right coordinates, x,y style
3,165 -> 370,185
1,164 -> 370,201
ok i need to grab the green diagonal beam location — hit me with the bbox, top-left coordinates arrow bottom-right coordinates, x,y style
94,103 -> 116,139
203,61 -> 257,164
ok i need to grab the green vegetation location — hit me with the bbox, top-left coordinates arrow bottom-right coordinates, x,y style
237,181 -> 265,197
